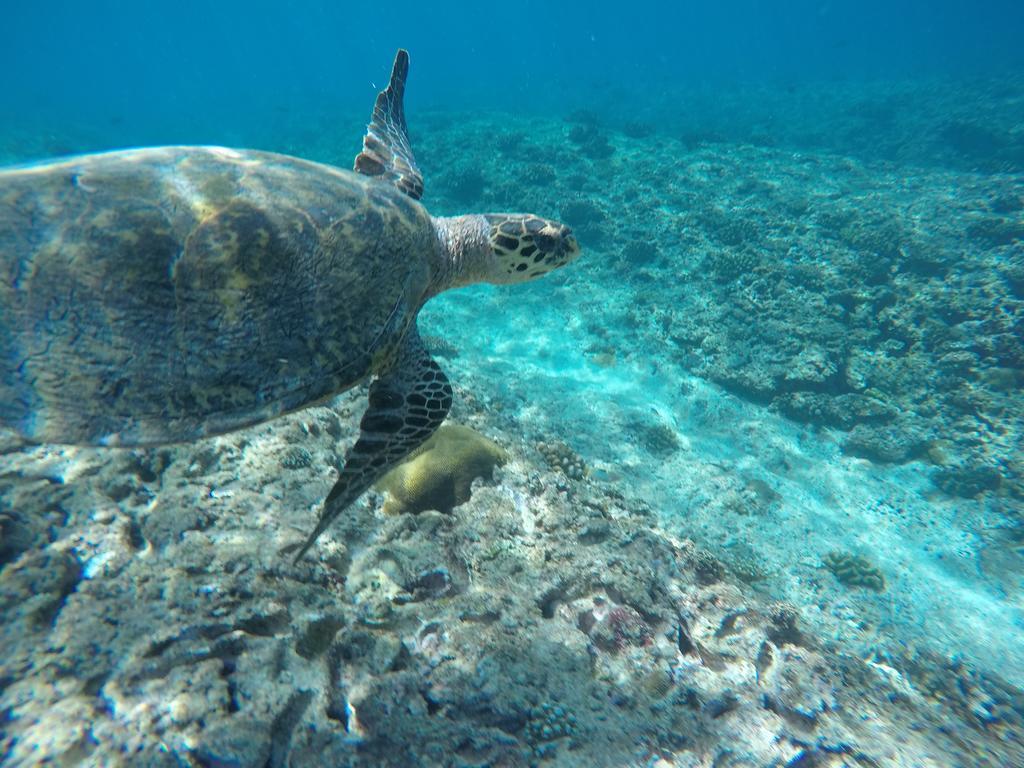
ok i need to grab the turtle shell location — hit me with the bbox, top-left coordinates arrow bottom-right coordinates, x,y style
0,146 -> 437,445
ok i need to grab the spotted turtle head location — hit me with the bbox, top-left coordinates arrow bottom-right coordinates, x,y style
482,214 -> 581,284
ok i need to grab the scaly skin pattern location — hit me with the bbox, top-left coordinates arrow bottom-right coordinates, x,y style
0,146 -> 436,445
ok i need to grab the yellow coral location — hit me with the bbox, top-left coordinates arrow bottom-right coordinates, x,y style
376,424 -> 507,515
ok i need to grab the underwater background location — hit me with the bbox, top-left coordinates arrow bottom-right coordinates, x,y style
2,1 -> 1023,766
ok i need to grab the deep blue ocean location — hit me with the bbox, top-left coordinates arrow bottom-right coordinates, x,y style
1,2 -> 1023,767
3,1 -> 1024,149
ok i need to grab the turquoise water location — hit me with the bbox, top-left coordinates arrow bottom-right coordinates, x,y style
2,3 -> 1023,766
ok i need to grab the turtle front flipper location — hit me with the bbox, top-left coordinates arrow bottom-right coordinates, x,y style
353,48 -> 424,200
292,324 -> 451,562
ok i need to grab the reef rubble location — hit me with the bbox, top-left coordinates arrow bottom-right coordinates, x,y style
1,397 -> 1020,767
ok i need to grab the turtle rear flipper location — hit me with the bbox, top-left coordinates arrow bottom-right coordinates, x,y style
354,49 -> 424,200
292,324 -> 450,562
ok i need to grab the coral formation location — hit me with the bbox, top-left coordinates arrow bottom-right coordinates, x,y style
578,598 -> 653,653
523,162 -> 557,186
439,166 -> 485,204
823,550 -> 886,591
639,667 -> 674,699
566,122 -> 614,159
0,402 -> 1019,766
537,440 -> 588,480
695,206 -> 761,248
279,446 -> 313,470
376,424 -> 507,515
933,461 -> 1004,498
494,130 -> 525,154
559,198 -> 605,227
626,416 -> 681,456
559,198 -> 607,241
765,602 -> 805,647
524,702 -> 577,753
622,239 -> 660,263
704,247 -> 761,281
843,420 -> 931,464
721,543 -> 768,583
694,549 -> 726,584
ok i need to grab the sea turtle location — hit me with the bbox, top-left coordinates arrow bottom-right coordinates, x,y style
0,49 -> 581,560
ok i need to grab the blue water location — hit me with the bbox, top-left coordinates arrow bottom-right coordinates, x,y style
3,1 -> 1023,148
2,2 -> 1023,766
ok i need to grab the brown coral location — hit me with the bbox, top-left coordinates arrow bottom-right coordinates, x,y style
376,424 -> 507,515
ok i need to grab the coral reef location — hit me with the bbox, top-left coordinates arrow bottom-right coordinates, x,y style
376,424 -> 507,515
0,401 -> 1019,767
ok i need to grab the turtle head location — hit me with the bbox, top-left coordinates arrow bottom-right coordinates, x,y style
430,213 -> 580,294
481,214 -> 580,284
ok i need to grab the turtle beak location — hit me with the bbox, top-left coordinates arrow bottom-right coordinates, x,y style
563,229 -> 581,263
543,223 -> 581,268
